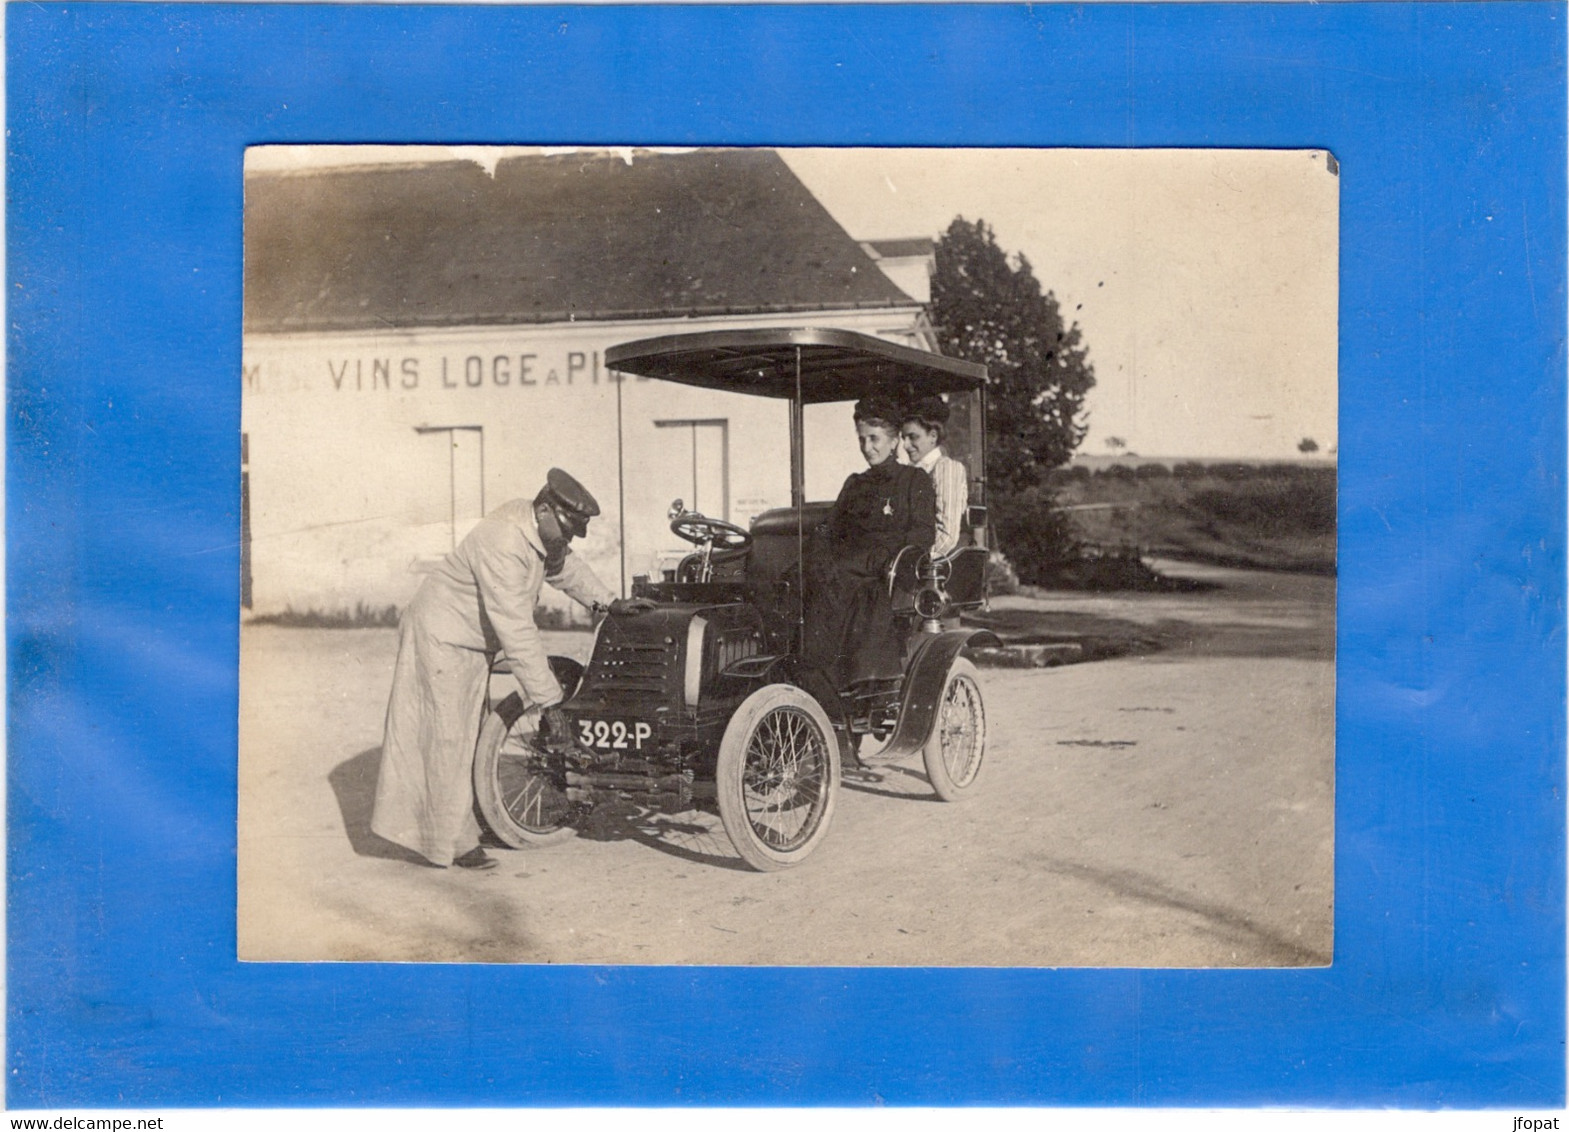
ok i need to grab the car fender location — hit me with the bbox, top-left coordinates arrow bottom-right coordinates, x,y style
549,655 -> 586,700
873,629 -> 1001,761
488,654 -> 584,709
723,653 -> 847,735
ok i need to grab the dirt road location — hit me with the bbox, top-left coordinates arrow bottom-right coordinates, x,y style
238,562 -> 1333,967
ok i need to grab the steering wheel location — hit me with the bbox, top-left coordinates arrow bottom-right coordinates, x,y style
670,512 -> 753,552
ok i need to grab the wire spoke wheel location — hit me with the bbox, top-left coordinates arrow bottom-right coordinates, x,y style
716,685 -> 840,871
742,708 -> 828,849
922,658 -> 987,801
474,692 -> 576,848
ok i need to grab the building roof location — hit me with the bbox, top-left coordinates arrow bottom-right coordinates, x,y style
862,237 -> 936,260
244,149 -> 917,334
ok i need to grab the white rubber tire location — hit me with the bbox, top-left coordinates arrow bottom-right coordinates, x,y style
473,692 -> 577,848
715,684 -> 840,871
921,658 -> 987,801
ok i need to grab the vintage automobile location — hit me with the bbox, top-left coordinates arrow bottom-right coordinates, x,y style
472,327 -> 1000,870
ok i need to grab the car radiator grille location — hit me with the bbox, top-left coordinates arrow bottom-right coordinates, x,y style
583,640 -> 677,697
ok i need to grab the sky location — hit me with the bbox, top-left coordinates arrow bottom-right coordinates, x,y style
249,145 -> 1339,459
780,148 -> 1339,459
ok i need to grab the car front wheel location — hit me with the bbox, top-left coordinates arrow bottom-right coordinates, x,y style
715,684 -> 840,871
473,692 -> 577,848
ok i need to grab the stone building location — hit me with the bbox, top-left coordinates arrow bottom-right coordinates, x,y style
242,148 -> 933,617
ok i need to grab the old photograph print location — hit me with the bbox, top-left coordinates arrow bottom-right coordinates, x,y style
238,146 -> 1336,965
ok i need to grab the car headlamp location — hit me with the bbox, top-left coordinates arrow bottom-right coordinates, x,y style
914,585 -> 946,621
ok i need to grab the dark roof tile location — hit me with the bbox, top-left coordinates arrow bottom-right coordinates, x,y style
245,149 -> 913,333
864,237 -> 936,259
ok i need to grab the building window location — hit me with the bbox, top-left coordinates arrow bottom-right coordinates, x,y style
653,419 -> 729,521
414,424 -> 486,549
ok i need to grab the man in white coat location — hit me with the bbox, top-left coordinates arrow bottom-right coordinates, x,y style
370,468 -> 627,870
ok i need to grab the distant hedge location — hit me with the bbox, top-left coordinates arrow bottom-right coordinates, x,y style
1187,478 -> 1336,537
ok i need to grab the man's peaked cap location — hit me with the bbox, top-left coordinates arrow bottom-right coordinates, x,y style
540,468 -> 601,538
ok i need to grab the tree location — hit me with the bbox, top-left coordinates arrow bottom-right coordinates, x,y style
1297,437 -> 1319,455
990,485 -> 1081,586
929,218 -> 1096,495
1104,436 -> 1127,453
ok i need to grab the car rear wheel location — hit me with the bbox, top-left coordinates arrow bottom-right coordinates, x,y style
715,684 -> 840,871
922,658 -> 986,801
473,691 -> 577,848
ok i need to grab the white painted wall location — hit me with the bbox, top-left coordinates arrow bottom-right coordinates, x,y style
870,256 -> 932,304
241,308 -> 927,617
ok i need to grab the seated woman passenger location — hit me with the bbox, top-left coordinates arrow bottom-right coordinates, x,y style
803,395 -> 937,688
901,395 -> 970,557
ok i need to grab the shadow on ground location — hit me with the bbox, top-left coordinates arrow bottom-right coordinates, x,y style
966,562 -> 1334,663
571,804 -> 756,871
964,607 -> 1168,661
1030,853 -> 1331,966
327,747 -> 437,865
326,747 -> 824,872
839,760 -> 942,802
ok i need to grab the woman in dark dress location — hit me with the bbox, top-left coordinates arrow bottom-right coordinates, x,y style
804,394 -> 937,688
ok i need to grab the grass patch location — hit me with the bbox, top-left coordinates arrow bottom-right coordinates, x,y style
1048,462 -> 1336,574
533,605 -> 591,630
248,602 -> 595,630
249,602 -> 401,629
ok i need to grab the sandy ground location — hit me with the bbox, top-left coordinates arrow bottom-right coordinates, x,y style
238,562 -> 1333,967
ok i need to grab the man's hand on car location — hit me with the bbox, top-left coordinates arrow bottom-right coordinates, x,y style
538,704 -> 570,745
609,597 -> 658,616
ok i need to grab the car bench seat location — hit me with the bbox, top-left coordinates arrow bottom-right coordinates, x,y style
887,542 -> 989,614
745,503 -> 836,587
673,502 -> 837,588
939,544 -> 989,609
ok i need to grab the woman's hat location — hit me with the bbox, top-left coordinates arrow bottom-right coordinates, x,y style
903,394 -> 951,427
853,393 -> 905,429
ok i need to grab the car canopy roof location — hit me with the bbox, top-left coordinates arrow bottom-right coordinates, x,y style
605,327 -> 986,404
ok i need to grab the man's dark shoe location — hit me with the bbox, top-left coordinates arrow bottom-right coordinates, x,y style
454,847 -> 498,871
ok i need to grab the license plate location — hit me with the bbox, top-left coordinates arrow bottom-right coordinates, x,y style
576,718 -> 654,751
